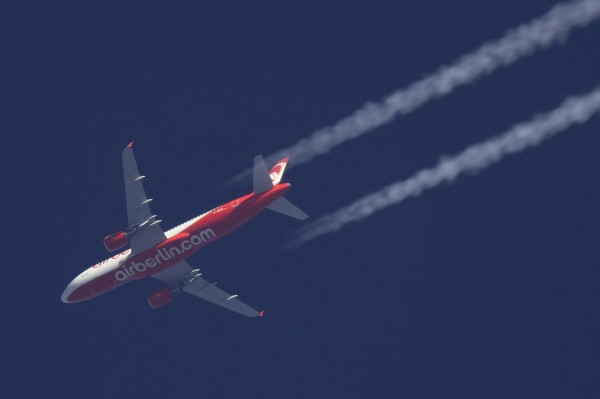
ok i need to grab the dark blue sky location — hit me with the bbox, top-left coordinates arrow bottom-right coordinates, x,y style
2,1 -> 599,398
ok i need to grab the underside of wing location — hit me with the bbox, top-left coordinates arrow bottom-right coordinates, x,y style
122,142 -> 167,253
151,261 -> 194,285
183,277 -> 261,317
151,260 -> 261,317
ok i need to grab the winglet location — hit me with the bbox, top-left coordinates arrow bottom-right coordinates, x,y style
258,310 -> 265,318
127,141 -> 135,148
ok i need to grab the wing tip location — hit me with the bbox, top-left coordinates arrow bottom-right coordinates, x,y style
258,310 -> 265,318
127,141 -> 135,149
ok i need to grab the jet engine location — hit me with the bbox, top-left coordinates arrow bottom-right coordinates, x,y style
103,215 -> 161,252
147,270 -> 200,309
148,288 -> 175,309
103,231 -> 129,252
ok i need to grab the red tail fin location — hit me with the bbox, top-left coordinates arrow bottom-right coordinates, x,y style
269,157 -> 289,185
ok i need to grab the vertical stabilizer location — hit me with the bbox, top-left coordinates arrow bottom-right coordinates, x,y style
253,155 -> 273,194
269,157 -> 289,185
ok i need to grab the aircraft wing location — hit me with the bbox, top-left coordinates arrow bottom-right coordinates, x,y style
122,142 -> 167,253
151,261 -> 261,317
151,261 -> 194,284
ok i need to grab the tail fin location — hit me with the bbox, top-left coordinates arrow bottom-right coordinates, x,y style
267,197 -> 309,220
253,155 -> 308,220
253,155 -> 273,194
269,157 -> 288,185
254,155 -> 290,194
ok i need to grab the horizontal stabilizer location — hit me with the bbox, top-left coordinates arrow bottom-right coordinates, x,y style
267,196 -> 309,220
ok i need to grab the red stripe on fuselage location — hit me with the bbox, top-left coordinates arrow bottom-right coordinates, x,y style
66,184 -> 289,302
184,183 -> 289,241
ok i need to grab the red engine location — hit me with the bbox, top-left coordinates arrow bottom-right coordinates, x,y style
103,231 -> 128,252
148,288 -> 174,309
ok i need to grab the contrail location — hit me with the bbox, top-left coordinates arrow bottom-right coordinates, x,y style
286,86 -> 600,248
227,0 -> 600,185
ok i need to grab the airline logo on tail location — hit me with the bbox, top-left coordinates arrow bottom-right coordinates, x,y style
269,157 -> 289,185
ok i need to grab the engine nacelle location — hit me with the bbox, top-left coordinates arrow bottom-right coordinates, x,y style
148,288 -> 174,309
103,216 -> 161,252
103,231 -> 129,252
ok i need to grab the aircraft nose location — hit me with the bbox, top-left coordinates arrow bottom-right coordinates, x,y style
61,279 -> 78,303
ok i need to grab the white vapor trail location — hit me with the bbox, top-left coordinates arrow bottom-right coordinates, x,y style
226,0 -> 600,185
287,87 -> 600,248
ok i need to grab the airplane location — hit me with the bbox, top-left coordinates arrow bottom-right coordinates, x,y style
61,142 -> 308,317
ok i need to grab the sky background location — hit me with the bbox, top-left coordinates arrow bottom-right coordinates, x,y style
1,1 -> 599,398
